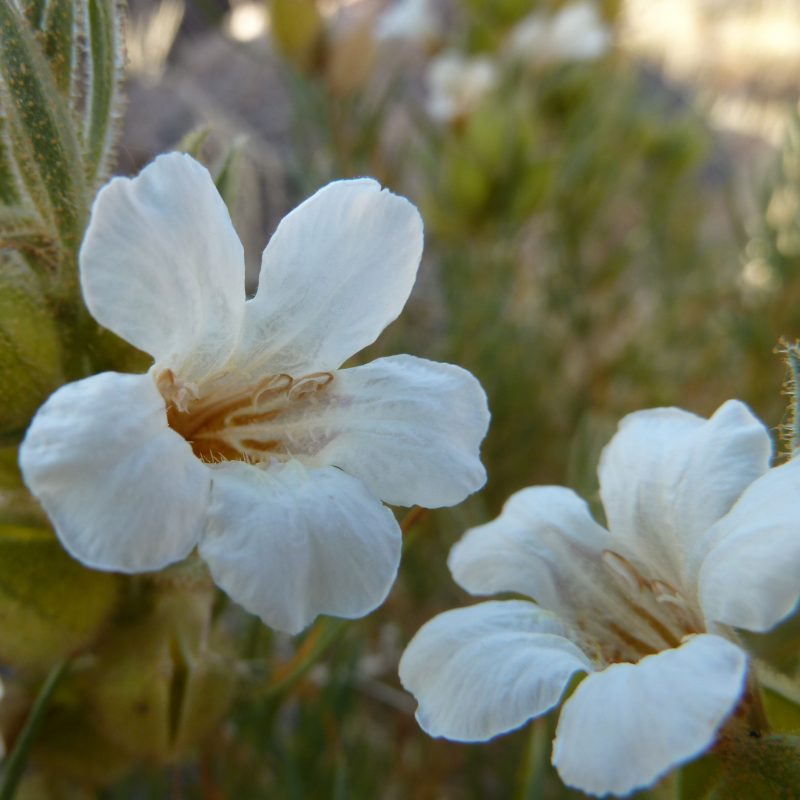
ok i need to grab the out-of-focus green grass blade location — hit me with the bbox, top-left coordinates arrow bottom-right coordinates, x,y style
0,0 -> 87,253
82,0 -> 124,188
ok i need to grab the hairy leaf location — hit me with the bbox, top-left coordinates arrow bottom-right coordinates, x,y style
83,0 -> 125,188
0,0 -> 87,252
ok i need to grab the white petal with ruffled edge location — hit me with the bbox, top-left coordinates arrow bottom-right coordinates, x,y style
553,634 -> 746,797
698,457 -> 800,632
199,461 -> 402,634
399,600 -> 593,742
19,372 -> 210,571
309,355 -> 489,507
598,400 -> 771,588
80,153 -> 246,380
242,180 -> 423,376
449,486 -> 611,606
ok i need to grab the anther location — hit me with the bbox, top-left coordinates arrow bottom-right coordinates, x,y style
601,550 -> 644,598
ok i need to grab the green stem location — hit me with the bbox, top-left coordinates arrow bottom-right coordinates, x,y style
0,657 -> 69,800
265,619 -> 348,697
514,718 -> 548,800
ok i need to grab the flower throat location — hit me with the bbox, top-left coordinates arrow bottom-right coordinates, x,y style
158,368 -> 334,464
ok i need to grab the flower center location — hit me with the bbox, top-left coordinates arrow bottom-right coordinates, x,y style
158,368 -> 335,464
597,550 -> 704,664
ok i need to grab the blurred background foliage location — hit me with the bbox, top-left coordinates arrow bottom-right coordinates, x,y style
1,0 -> 800,797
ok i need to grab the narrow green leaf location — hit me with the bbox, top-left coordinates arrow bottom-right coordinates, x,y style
40,0 -> 75,95
18,0 -> 46,30
0,657 -> 71,800
0,0 -> 87,252
0,111 -> 21,204
83,0 -> 124,187
0,203 -> 53,255
176,124 -> 212,159
214,137 -> 247,205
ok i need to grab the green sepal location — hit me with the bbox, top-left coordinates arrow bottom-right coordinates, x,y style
0,252 -> 64,435
87,584 -> 236,763
0,524 -> 119,671
677,753 -> 724,800
679,733 -> 800,799
28,693 -> 137,787
712,734 -> 800,799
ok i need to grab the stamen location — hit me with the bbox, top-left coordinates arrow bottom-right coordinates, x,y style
288,372 -> 334,401
253,373 -> 293,405
607,623 -> 659,658
161,369 -> 335,465
601,550 -> 644,598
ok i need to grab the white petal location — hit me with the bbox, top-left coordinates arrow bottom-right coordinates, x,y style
553,634 -> 747,797
399,600 -> 593,742
19,372 -> 210,571
241,180 -> 423,375
598,400 -> 771,588
312,355 -> 488,507
199,461 -> 401,634
449,486 -> 619,617
699,457 -> 800,632
80,153 -> 245,380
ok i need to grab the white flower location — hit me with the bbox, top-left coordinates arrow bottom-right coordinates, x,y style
425,51 -> 498,123
399,400 -> 800,796
375,0 -> 438,46
19,153 -> 489,635
508,1 -> 611,66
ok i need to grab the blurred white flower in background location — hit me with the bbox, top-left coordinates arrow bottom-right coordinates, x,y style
425,51 -> 498,123
400,400 -> 800,796
508,1 -> 611,66
375,0 -> 439,46
19,153 -> 489,636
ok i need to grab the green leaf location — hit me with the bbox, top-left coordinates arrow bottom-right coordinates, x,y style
0,203 -> 53,256
214,136 -> 248,206
0,111 -> 22,205
18,0 -> 46,30
82,0 -> 124,188
0,0 -> 88,253
40,0 -> 75,95
176,124 -> 213,159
